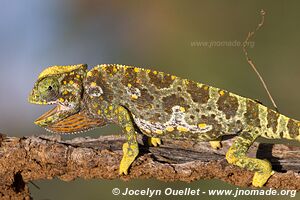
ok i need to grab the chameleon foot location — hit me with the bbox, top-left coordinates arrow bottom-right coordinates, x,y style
119,142 -> 139,175
226,130 -> 273,187
148,137 -> 161,147
209,141 -> 222,149
252,160 -> 274,187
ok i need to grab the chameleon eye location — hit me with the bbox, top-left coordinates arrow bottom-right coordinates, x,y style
38,77 -> 59,95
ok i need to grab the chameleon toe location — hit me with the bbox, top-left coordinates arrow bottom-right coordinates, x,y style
209,141 -> 222,149
148,137 -> 161,147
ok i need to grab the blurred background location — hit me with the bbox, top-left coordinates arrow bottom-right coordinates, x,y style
0,0 -> 299,199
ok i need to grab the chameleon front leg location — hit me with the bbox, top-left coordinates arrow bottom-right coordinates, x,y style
226,130 -> 273,187
114,106 -> 139,175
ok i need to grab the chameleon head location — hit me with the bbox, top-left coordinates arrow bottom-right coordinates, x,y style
28,64 -> 87,127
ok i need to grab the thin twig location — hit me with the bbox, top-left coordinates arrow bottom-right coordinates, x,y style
242,9 -> 279,112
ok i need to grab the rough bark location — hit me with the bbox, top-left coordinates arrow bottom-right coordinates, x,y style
0,133 -> 300,199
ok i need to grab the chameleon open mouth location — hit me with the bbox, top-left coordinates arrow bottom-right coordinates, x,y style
34,105 -> 59,124
33,102 -> 105,134
45,110 -> 105,134
31,98 -> 73,126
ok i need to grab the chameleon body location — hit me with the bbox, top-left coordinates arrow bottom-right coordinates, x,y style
28,64 -> 300,187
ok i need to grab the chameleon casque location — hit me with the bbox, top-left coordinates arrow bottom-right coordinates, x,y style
28,64 -> 300,187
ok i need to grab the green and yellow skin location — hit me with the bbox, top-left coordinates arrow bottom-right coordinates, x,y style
29,64 -> 300,187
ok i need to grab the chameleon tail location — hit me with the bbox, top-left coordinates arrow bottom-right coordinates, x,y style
259,108 -> 300,142
276,114 -> 300,141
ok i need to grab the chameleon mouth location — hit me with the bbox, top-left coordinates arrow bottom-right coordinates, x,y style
33,100 -> 70,125
34,105 -> 59,124
32,100 -> 105,134
44,110 -> 105,134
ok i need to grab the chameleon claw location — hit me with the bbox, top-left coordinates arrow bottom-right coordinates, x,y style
271,170 -> 275,175
252,171 -> 272,187
252,160 -> 273,187
119,167 -> 128,175
209,141 -> 222,149
148,137 -> 161,147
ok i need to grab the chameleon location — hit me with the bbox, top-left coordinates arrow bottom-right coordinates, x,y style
28,64 -> 300,187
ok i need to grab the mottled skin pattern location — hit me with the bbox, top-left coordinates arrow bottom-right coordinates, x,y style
29,64 -> 300,187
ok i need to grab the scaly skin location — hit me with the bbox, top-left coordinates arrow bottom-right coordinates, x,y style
29,64 -> 300,187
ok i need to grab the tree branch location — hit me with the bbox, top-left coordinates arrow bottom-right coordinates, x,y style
0,133 -> 300,199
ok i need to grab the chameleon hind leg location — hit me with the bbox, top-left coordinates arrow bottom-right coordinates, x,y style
114,106 -> 139,175
226,130 -> 273,187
